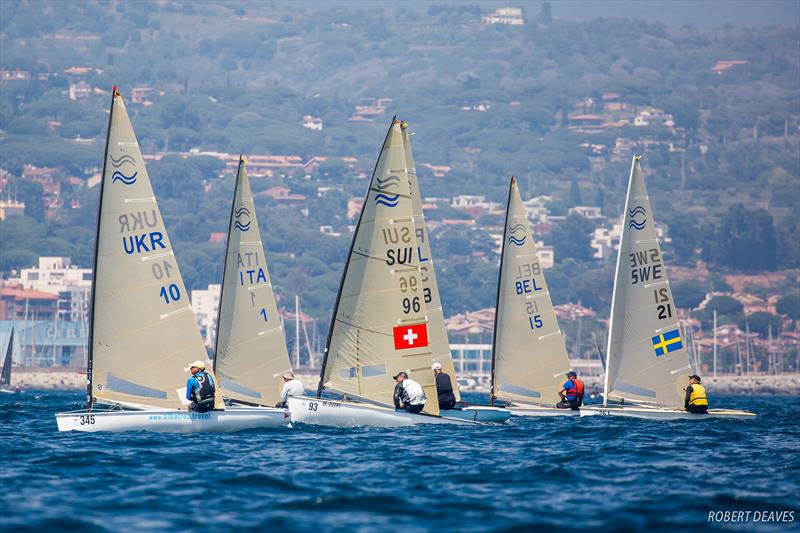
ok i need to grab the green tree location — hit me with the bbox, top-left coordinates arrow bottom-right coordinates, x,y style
707,204 -> 777,271
549,214 -> 593,262
776,291 -> 800,321
671,279 -> 708,309
705,295 -> 743,317
739,312 -> 782,338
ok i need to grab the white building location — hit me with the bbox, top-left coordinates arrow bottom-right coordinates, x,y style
191,284 -> 221,348
0,198 -> 25,220
489,235 -> 554,269
592,221 -> 671,260
483,7 -> 524,25
13,257 -> 92,322
568,206 -> 604,220
303,115 -> 323,131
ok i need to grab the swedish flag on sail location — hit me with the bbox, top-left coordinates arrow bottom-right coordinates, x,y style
652,329 -> 683,356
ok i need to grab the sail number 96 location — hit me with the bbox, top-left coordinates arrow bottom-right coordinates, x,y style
403,297 -> 421,314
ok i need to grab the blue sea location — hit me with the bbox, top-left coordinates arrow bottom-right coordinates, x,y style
1,392 -> 798,532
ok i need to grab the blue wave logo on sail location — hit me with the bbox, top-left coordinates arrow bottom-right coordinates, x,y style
111,171 -> 138,185
508,223 -> 525,234
376,175 -> 400,191
234,206 -> 251,231
508,236 -> 526,246
628,206 -> 647,230
374,193 -> 400,207
110,154 -> 137,168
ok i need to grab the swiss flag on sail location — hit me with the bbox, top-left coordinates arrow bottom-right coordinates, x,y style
393,324 -> 429,350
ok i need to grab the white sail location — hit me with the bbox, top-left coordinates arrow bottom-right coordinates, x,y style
320,119 -> 439,415
89,89 -> 209,410
491,177 -> 571,405
0,326 -> 12,388
604,156 -> 691,408
213,159 -> 292,406
401,124 -> 461,401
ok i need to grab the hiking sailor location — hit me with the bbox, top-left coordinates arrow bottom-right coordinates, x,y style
556,371 -> 584,410
684,374 -> 709,414
276,371 -> 305,408
393,371 -> 427,414
432,362 -> 457,410
185,360 -> 216,413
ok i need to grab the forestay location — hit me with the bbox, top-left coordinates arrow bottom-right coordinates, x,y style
402,124 -> 461,402
214,159 -> 293,406
320,119 -> 439,416
89,89 -> 210,410
604,156 -> 692,408
491,178 -> 571,405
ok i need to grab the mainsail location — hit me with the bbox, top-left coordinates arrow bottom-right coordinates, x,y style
213,158 -> 292,406
604,155 -> 691,408
319,119 -> 439,415
491,177 -> 571,405
89,88 -> 209,409
0,327 -> 12,388
401,124 -> 461,401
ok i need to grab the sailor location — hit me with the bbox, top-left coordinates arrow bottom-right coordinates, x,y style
432,362 -> 457,410
393,371 -> 427,414
185,360 -> 216,413
556,371 -> 584,410
684,375 -> 709,414
276,371 -> 305,408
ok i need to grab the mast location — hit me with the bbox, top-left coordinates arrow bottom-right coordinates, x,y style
489,176 -> 515,403
713,309 -> 717,377
295,294 -> 300,368
604,156 -> 639,406
316,117 -> 396,397
212,157 -> 244,369
86,86 -> 117,409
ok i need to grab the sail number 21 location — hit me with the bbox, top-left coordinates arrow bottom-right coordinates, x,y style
653,288 -> 672,320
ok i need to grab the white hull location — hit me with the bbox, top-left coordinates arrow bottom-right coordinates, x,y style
506,402 -> 581,417
288,396 -> 476,428
579,405 -> 756,420
55,405 -> 289,432
441,405 -> 511,423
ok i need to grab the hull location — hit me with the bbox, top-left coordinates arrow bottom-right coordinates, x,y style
287,396 -> 475,428
579,405 -> 756,420
55,405 -> 290,433
441,405 -> 511,423
506,402 -> 581,417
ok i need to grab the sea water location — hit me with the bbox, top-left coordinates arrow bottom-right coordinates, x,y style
1,393 -> 798,532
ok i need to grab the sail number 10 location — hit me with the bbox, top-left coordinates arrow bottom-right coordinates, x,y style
160,283 -> 181,304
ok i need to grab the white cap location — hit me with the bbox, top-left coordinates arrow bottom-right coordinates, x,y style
432,362 -> 442,371
184,360 -> 206,372
282,371 -> 295,379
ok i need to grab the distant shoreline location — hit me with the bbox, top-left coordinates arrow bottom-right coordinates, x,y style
8,369 -> 800,396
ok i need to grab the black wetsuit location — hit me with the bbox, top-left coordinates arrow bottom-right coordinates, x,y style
436,372 -> 457,410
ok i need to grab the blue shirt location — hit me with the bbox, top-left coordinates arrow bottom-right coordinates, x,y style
562,380 -> 576,400
186,372 -> 215,401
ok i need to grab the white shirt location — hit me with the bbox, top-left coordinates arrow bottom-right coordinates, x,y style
280,378 -> 305,403
401,378 -> 427,406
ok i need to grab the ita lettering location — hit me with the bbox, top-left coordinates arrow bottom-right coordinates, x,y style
629,248 -> 663,285
237,252 -> 268,286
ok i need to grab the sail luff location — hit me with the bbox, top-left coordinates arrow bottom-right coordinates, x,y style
86,87 -> 117,408
1,328 -> 12,388
322,119 -> 439,415
401,124 -> 461,402
492,178 -> 571,405
490,177 -> 516,402
605,155 -> 692,408
213,158 -> 292,406
316,119 -> 397,397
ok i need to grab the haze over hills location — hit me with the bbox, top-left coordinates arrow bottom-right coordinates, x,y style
0,1 -> 798,354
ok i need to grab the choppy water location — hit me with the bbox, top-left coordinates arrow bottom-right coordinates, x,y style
1,392 -> 798,532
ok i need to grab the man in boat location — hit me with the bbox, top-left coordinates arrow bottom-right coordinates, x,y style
185,360 -> 216,413
393,371 -> 427,414
275,372 -> 305,408
684,375 -> 709,414
432,362 -> 457,410
556,371 -> 584,410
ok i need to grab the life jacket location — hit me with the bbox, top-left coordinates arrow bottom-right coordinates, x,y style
689,384 -> 708,407
192,372 -> 216,407
567,379 -> 585,400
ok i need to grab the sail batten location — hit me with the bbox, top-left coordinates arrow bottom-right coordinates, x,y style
604,156 -> 691,409
320,120 -> 439,415
90,90 -> 208,410
492,178 -> 571,406
213,159 -> 292,407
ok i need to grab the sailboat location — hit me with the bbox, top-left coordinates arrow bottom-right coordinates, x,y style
56,88 -> 289,432
211,157 -> 292,426
580,155 -> 755,419
0,326 -> 17,393
402,124 -> 509,423
288,119 -> 474,427
490,177 -> 578,416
